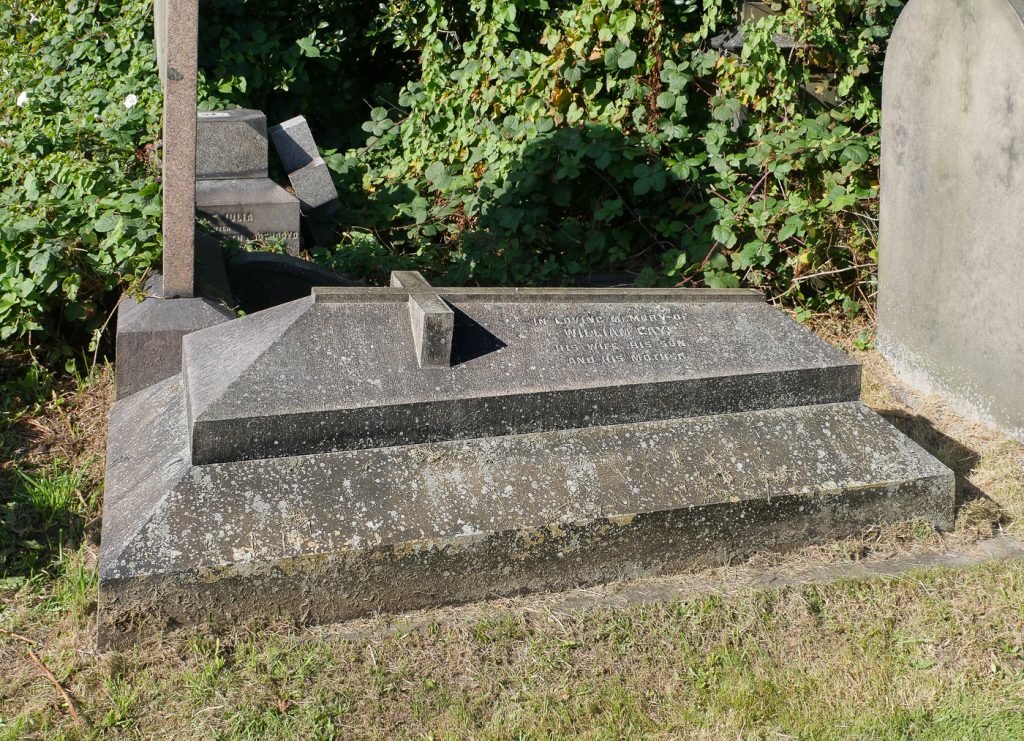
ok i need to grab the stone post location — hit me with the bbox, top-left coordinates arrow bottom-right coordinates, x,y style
154,0 -> 198,298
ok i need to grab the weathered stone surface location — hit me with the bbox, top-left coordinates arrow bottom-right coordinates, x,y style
878,0 -> 1024,442
97,376 -> 953,647
196,109 -> 268,181
287,156 -> 339,211
270,116 -> 340,245
269,115 -> 320,172
196,178 -> 301,255
390,271 -> 454,368
154,0 -> 198,298
181,277 -> 861,464
115,274 -> 234,400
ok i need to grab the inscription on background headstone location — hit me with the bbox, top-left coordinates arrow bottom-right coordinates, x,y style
196,179 -> 302,255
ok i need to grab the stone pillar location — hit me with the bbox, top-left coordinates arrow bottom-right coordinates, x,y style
878,0 -> 1024,442
154,0 -> 198,298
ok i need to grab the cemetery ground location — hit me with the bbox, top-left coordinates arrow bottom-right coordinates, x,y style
1,324 -> 1023,738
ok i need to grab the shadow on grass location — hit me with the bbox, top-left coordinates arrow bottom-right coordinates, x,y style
877,409 -> 1007,527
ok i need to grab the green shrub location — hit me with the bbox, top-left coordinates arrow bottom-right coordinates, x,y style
321,0 -> 898,319
196,0 -> 416,148
0,0 -> 902,359
0,0 -> 162,355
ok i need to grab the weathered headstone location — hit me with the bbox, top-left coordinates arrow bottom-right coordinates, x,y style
196,178 -> 302,255
270,116 -> 340,245
287,157 -> 339,211
154,0 -> 198,298
98,276 -> 954,646
196,109 -> 268,180
879,0 -> 1024,442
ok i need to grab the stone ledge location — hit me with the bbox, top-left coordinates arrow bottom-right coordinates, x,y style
98,377 -> 953,647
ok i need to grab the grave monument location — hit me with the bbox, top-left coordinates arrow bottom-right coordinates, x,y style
879,0 -> 1024,442
196,109 -> 303,255
270,115 -> 341,246
101,273 -> 955,646
100,0 -> 957,646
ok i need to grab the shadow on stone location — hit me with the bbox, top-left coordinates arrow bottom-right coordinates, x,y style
449,306 -> 508,366
226,251 -> 353,314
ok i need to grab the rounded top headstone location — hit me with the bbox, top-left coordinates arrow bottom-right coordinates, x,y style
878,0 -> 1024,442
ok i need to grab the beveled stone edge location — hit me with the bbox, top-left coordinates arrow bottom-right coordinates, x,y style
313,286 -> 766,304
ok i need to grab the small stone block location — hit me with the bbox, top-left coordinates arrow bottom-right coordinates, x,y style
196,178 -> 301,256
196,109 -> 268,181
287,157 -> 339,211
115,274 -> 234,399
269,115 -> 320,172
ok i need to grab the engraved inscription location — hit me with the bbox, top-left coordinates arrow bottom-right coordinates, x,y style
535,312 -> 690,365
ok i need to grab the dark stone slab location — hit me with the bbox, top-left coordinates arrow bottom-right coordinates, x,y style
196,178 -> 301,256
182,277 -> 861,465
287,156 -> 339,211
97,376 -> 954,647
226,251 -> 352,314
194,231 -> 234,308
196,109 -> 268,181
302,200 -> 340,247
269,115 -> 319,172
115,274 -> 234,399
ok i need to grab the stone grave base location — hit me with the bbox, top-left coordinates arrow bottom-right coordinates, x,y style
98,375 -> 953,647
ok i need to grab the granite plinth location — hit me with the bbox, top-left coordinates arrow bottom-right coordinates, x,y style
878,0 -> 1024,442
182,279 -> 861,465
196,178 -> 301,256
115,274 -> 234,399
197,109 -> 268,181
226,251 -> 352,314
98,375 -> 953,647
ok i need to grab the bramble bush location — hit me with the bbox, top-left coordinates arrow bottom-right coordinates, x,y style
313,0 -> 895,321
0,0 -> 163,361
0,0 -> 903,364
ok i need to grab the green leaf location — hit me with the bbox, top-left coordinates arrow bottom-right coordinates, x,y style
842,144 -> 870,165
777,222 -> 798,242
93,213 -> 121,233
711,223 -> 738,249
656,92 -> 676,110
617,49 -> 637,70
704,270 -> 741,289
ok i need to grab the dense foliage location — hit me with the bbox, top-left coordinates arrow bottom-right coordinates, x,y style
0,0 -> 904,358
0,1 -> 162,356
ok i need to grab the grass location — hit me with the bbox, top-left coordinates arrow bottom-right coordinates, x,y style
1,342 -> 1023,739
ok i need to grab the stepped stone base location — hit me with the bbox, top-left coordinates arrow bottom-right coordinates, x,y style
98,375 -> 953,647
